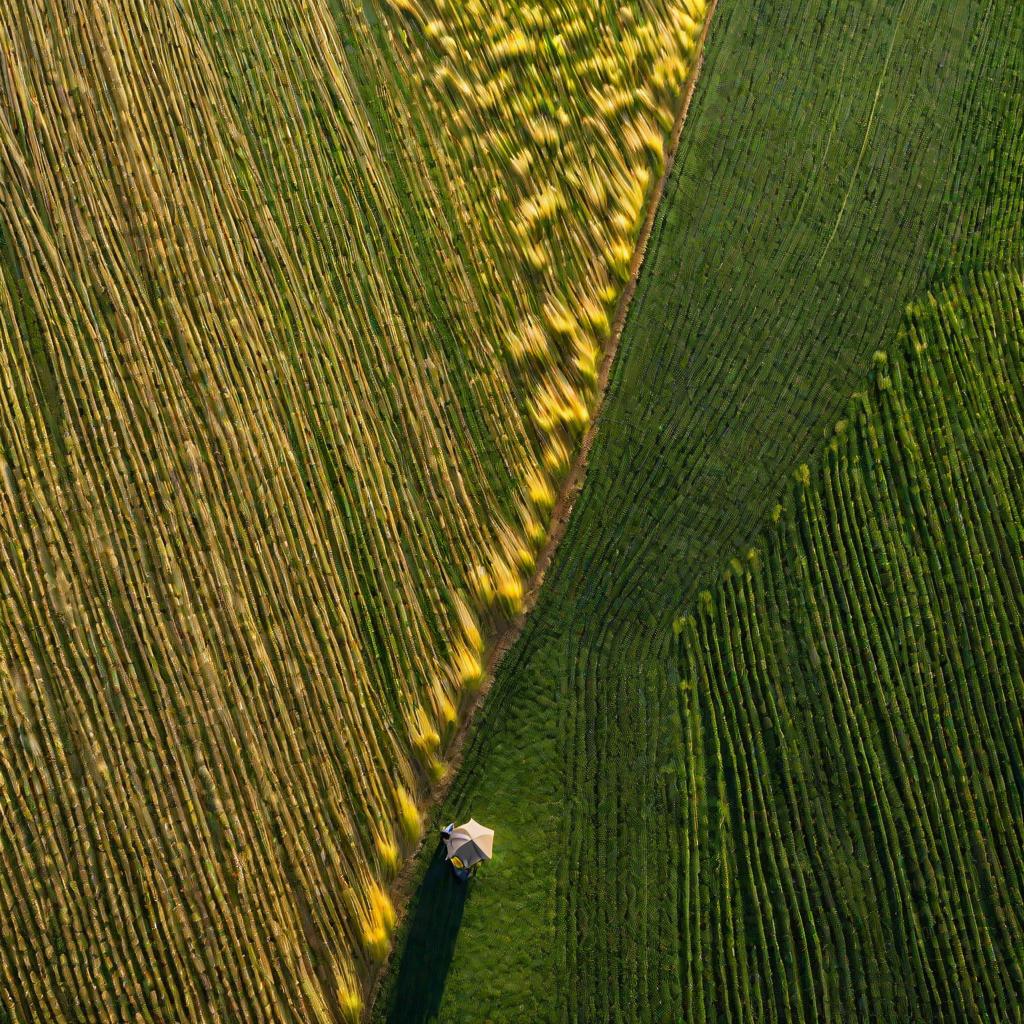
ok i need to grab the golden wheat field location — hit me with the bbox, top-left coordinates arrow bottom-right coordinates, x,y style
0,0 -> 707,1018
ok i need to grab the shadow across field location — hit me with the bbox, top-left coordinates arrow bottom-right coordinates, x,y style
386,843 -> 468,1024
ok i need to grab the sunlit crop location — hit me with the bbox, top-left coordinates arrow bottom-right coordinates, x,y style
0,0 -> 707,1016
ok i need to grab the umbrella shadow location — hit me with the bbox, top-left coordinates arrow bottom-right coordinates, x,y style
386,842 -> 469,1023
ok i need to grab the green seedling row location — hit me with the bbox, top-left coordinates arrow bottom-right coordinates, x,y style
678,269 -> 1024,1022
378,0 -> 1024,1018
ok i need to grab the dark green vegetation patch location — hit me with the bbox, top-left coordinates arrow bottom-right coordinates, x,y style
678,270 -> 1024,1023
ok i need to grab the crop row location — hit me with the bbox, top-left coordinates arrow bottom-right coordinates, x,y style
677,269 -> 1024,1022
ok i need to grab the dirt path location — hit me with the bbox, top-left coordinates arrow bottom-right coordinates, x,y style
363,5 -> 719,1016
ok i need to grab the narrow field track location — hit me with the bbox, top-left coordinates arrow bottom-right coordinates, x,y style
361,6 -> 720,1009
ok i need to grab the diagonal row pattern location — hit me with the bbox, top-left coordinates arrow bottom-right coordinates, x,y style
678,269 -> 1024,1022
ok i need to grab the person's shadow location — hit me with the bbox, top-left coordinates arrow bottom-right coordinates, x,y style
386,841 -> 469,1023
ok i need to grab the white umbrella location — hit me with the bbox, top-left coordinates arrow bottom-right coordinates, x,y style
443,819 -> 494,868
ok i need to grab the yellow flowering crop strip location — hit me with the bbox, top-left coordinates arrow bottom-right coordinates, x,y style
0,0 -> 708,1017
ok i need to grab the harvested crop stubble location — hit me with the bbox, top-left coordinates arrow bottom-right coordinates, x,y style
0,0 -> 706,1019
677,269 -> 1024,1023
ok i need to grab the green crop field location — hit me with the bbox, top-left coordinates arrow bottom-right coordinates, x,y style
378,0 -> 1024,1021
677,270 -> 1024,1022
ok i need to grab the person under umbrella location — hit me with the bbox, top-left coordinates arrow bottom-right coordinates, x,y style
440,819 -> 494,881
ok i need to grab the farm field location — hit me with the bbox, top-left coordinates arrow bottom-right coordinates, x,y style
0,0 -> 709,1019
2,0 -> 1023,1020
676,268 -> 1024,1022
378,0 -> 1024,1021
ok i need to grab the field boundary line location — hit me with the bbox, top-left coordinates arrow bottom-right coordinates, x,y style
363,3 -> 720,1015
